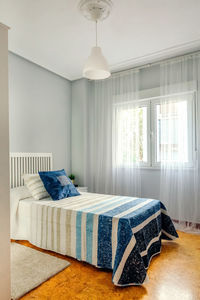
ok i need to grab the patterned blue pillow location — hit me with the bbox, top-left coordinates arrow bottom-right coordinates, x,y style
39,169 -> 80,200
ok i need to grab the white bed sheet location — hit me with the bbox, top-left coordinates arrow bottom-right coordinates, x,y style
10,194 -> 87,240
11,197 -> 40,240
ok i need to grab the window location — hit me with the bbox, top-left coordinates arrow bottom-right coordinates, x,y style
114,92 -> 196,168
114,101 -> 150,167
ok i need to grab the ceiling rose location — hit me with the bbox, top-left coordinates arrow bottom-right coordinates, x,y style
79,0 -> 113,80
78,0 -> 113,22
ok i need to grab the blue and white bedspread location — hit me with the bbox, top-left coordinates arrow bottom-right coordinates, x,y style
28,192 -> 178,286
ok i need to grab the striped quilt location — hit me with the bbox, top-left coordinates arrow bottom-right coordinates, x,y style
29,192 -> 178,286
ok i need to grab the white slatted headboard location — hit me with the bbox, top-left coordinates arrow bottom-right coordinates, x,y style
10,153 -> 53,188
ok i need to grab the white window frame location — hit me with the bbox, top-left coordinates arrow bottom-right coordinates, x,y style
113,91 -> 197,169
151,92 -> 196,168
113,99 -> 151,168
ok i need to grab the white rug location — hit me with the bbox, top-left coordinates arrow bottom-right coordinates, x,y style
11,243 -> 70,300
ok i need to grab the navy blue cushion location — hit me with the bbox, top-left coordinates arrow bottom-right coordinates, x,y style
39,169 -> 80,200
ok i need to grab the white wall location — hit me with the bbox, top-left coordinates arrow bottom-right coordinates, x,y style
0,23 -> 10,300
9,53 -> 72,173
71,79 -> 88,185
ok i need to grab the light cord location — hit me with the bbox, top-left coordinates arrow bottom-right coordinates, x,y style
95,20 -> 98,47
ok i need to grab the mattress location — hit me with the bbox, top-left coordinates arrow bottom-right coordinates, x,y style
11,192 -> 178,286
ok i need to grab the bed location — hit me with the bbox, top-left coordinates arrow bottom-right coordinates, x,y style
10,153 -> 178,286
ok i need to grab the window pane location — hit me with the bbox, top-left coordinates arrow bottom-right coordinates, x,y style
115,105 -> 148,165
156,100 -> 189,163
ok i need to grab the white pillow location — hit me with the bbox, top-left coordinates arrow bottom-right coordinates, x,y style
23,174 -> 49,200
10,186 -> 32,202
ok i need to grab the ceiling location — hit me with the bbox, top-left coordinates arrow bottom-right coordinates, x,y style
0,0 -> 200,81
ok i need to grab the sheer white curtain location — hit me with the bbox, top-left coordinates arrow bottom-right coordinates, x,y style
84,52 -> 200,233
159,54 -> 200,233
85,70 -> 142,197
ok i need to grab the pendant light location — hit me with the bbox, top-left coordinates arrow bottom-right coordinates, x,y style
79,0 -> 113,80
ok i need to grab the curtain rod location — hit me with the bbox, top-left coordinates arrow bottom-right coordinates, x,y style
110,49 -> 200,78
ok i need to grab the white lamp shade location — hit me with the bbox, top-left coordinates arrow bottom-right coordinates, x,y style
83,46 -> 111,80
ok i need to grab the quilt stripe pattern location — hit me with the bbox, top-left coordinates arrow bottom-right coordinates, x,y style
30,193 -> 178,286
